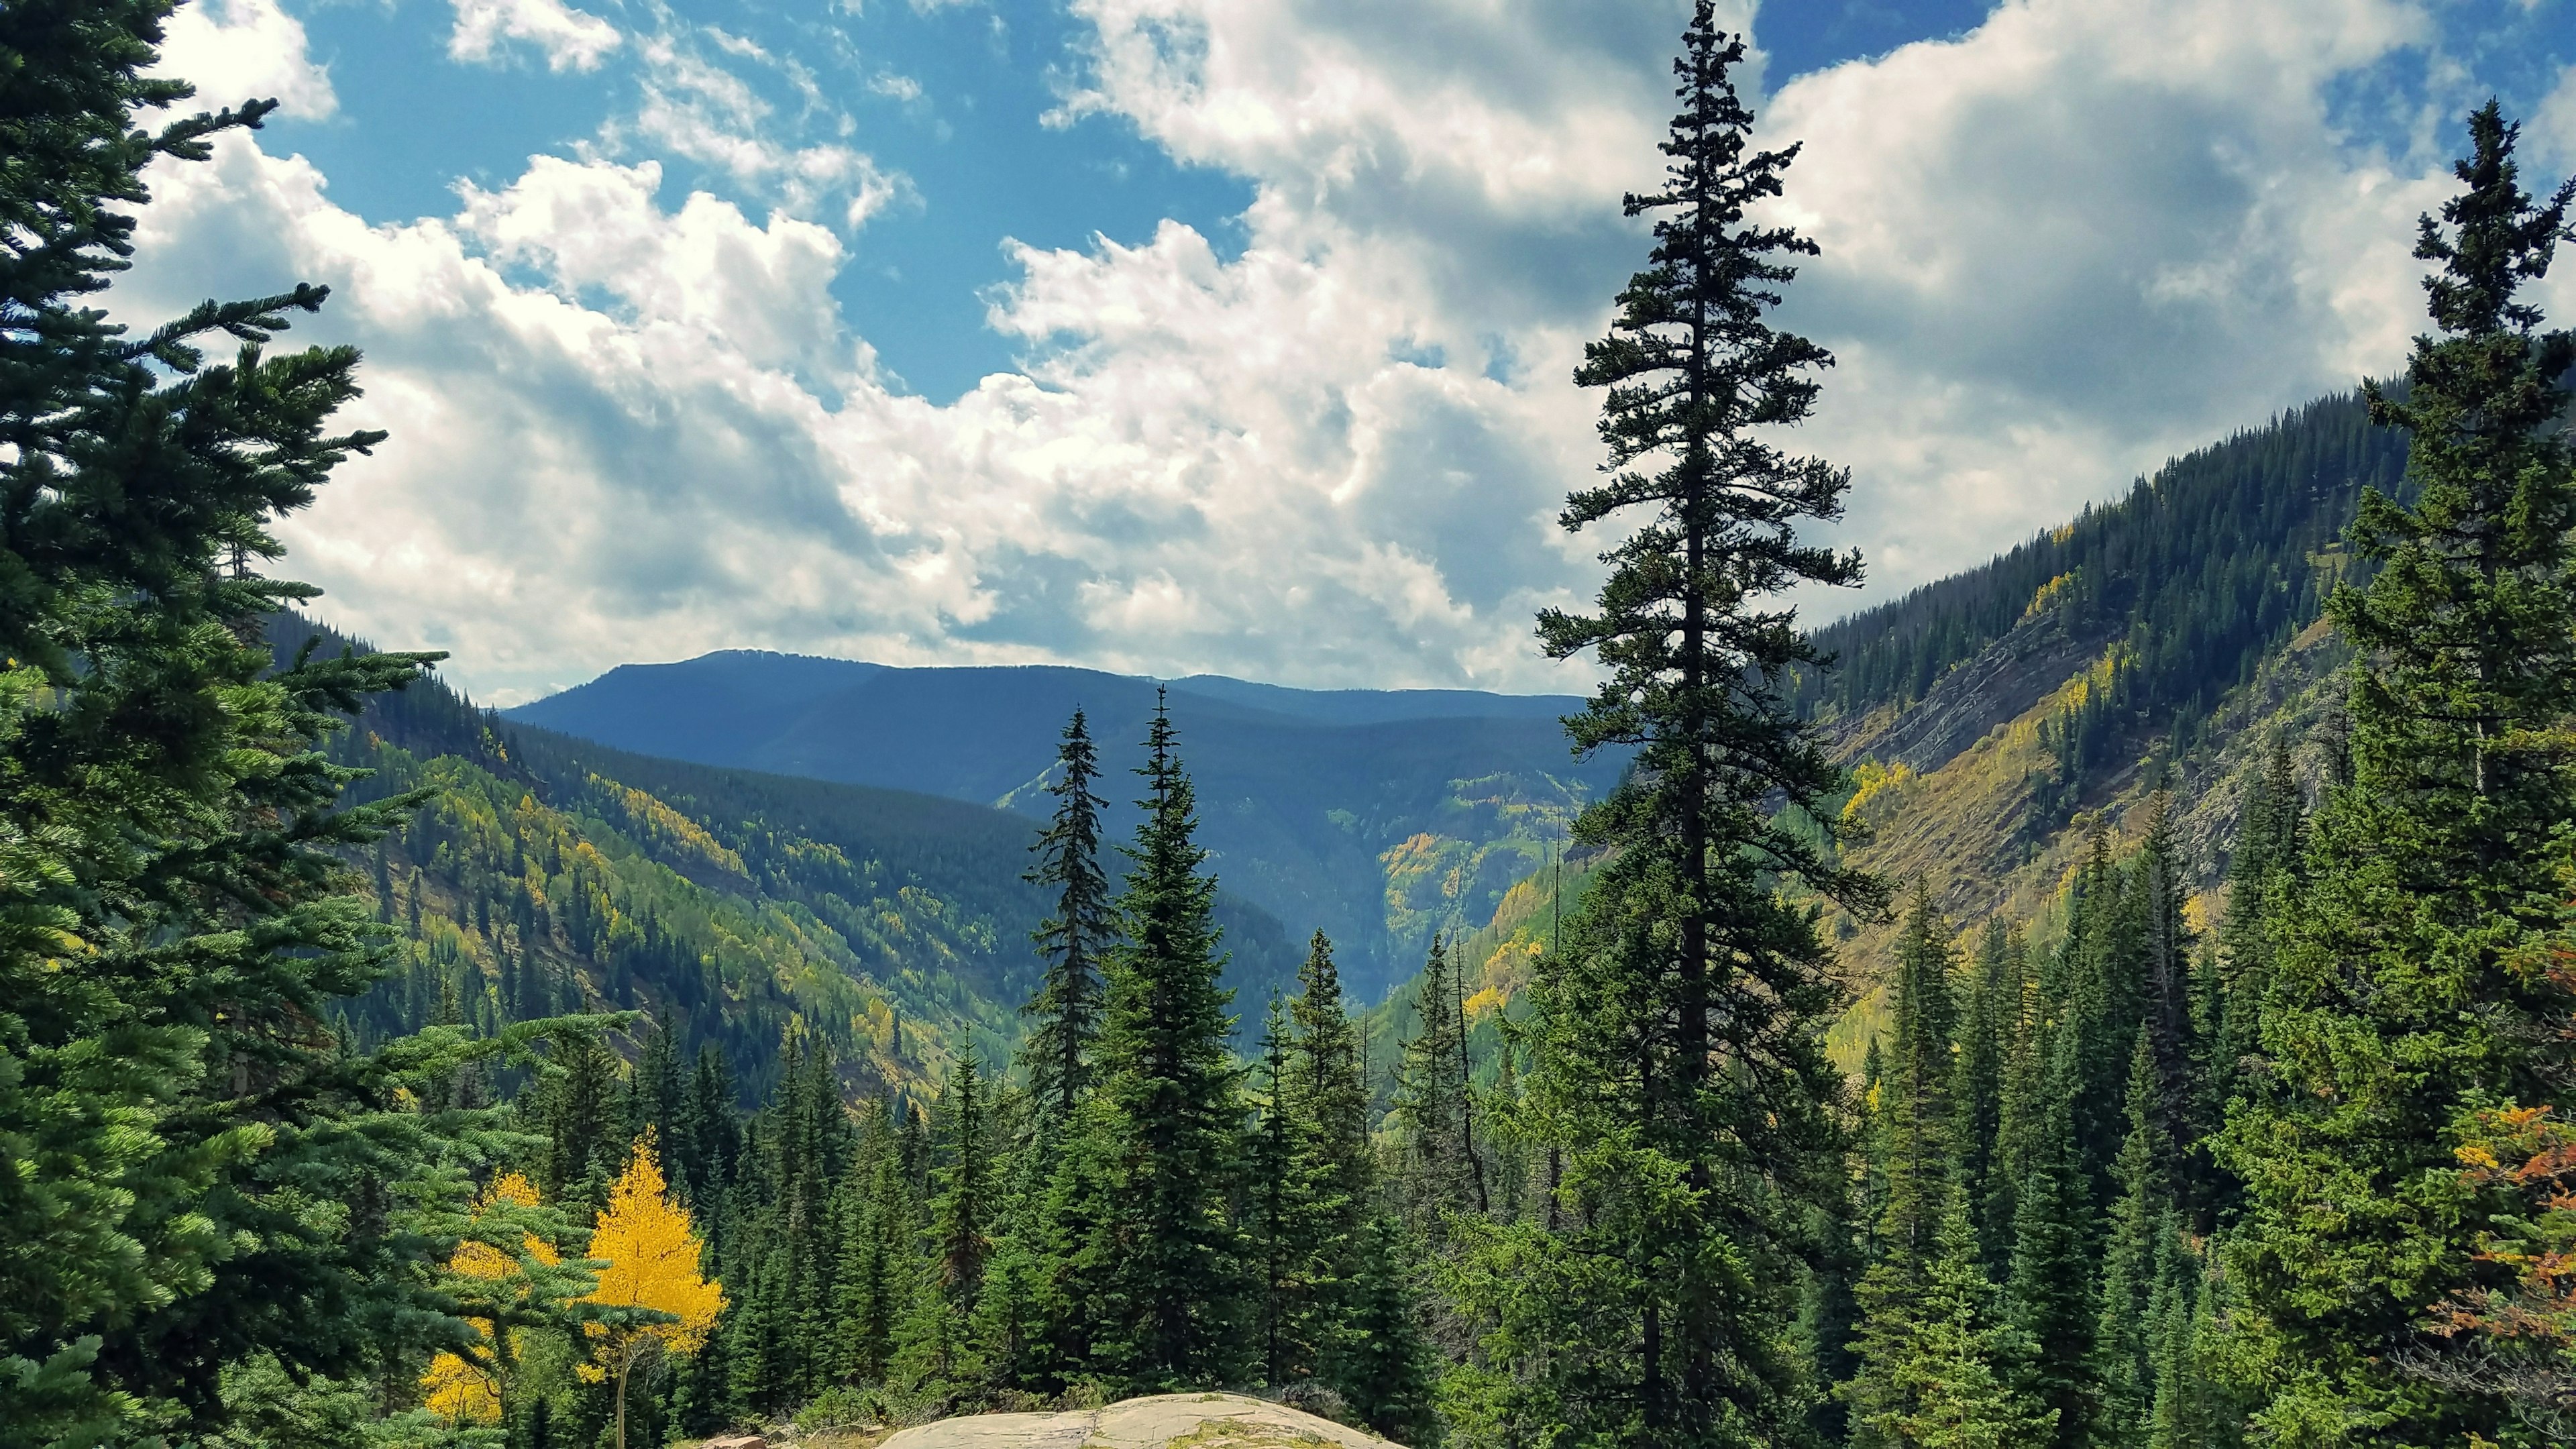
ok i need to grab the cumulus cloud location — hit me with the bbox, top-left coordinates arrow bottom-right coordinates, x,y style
1761,0 -> 2474,592
449,0 -> 622,74
621,28 -> 912,231
113,0 -> 2576,702
155,0 -> 337,118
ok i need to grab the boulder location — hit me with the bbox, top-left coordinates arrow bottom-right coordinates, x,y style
877,1393 -> 1401,1449
702,1436 -> 768,1449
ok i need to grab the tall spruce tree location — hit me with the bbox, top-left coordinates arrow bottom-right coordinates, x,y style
1393,934 -> 1482,1238
1953,918 -> 2019,1268
1022,709 -> 1112,1123
1083,696 -> 1246,1390
1844,887 -> 1968,1441
2217,105 -> 2576,1445
1450,5 -> 1881,1444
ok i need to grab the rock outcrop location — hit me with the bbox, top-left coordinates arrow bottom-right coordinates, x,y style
876,1393 -> 1401,1449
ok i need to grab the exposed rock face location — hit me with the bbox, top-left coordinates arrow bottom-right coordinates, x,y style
876,1394 -> 1402,1449
1829,612 -> 2114,775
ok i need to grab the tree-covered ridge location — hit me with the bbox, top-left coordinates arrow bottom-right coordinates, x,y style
1793,392 -> 2409,758
285,614 -> 1304,1103
512,651 -> 1615,999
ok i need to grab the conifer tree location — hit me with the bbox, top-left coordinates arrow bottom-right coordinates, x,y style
2095,1037 -> 2165,1442
1456,9 -> 1881,1439
1247,996 -> 1307,1387
0,3 -> 586,1436
1288,932 -> 1373,1273
1845,887 -> 1963,1438
1023,709 -> 1112,1122
1083,697 -> 1246,1389
835,1102 -> 916,1389
1865,1188 -> 2054,1449
1338,1216 -> 1438,1447
928,1051 -> 991,1314
898,1052 -> 991,1403
2129,798 -> 2196,1193
545,1028 -> 625,1208
2218,105 -> 2576,1444
1393,934 -> 1482,1238
1952,919 -> 2019,1265
2004,1097 -> 2103,1449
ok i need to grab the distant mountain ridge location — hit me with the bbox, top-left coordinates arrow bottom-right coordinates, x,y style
508,657 -> 1619,998
286,616 -> 1304,1102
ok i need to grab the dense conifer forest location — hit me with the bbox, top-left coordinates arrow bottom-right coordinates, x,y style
5,2 -> 2574,1448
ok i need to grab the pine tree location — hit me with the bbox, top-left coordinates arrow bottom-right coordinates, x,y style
2129,797 -> 2196,1200
1082,696 -> 1246,1390
1845,886 -> 1964,1440
1338,1216 -> 1438,1448
896,1052 -> 992,1406
1022,708 -> 1112,1123
2004,1097 -> 2103,1449
1953,919 -> 2021,1269
927,1051 -> 991,1316
2094,1037 -> 2165,1444
1393,934 -> 1481,1238
835,1101 -> 916,1389
1457,12 -> 1881,1437
543,1028 -> 624,1209
1866,1188 -> 2054,1449
2218,105 -> 2576,1444
1984,943 -> 2046,1281
1284,932 -> 1381,1399
1246,996 -> 1307,1387
0,7 -> 550,1430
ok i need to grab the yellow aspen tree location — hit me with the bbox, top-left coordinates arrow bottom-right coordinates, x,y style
422,1173 -> 564,1424
580,1131 -> 726,1449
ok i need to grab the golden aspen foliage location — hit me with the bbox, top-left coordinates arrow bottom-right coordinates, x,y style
579,1132 -> 725,1449
421,1350 -> 502,1425
421,1172 -> 564,1424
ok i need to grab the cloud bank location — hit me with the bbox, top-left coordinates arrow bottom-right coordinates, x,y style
125,0 -> 2576,703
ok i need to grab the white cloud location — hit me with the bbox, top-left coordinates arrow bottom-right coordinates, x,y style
621,30 -> 912,231
2534,61 -> 2576,172
112,0 -> 2576,703
449,0 -> 622,74
1760,0 -> 2474,595
155,0 -> 336,119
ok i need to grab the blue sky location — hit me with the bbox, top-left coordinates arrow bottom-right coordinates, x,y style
263,0 -> 2031,404
138,0 -> 2576,701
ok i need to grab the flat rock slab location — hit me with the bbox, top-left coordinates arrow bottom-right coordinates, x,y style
879,1393 -> 1399,1449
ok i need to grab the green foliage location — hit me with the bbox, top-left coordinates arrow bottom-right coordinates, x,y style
0,3 -> 594,1439
1447,7 -> 1884,1445
2216,104 -> 2576,1448
1078,699 -> 1250,1390
1022,711 -> 1112,1123
1789,397 -> 2409,766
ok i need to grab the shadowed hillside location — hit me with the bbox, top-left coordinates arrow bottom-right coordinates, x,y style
509,657 -> 1623,999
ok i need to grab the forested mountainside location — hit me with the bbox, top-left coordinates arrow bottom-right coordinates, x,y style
282,616 -> 1301,1098
23,8 -> 2575,1449
1376,387 -> 2394,1067
510,655 -> 1615,998
1790,390 -> 2405,760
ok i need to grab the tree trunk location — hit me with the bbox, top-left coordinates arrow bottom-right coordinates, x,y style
614,1346 -> 633,1449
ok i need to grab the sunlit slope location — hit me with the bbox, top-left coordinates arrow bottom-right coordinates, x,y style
1376,388 -> 2404,1075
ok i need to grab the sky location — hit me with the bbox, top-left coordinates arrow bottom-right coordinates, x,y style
131,0 -> 2576,704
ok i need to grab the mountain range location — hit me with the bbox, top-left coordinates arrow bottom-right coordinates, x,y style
505,656 -> 1617,998
328,383 -> 2460,1100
